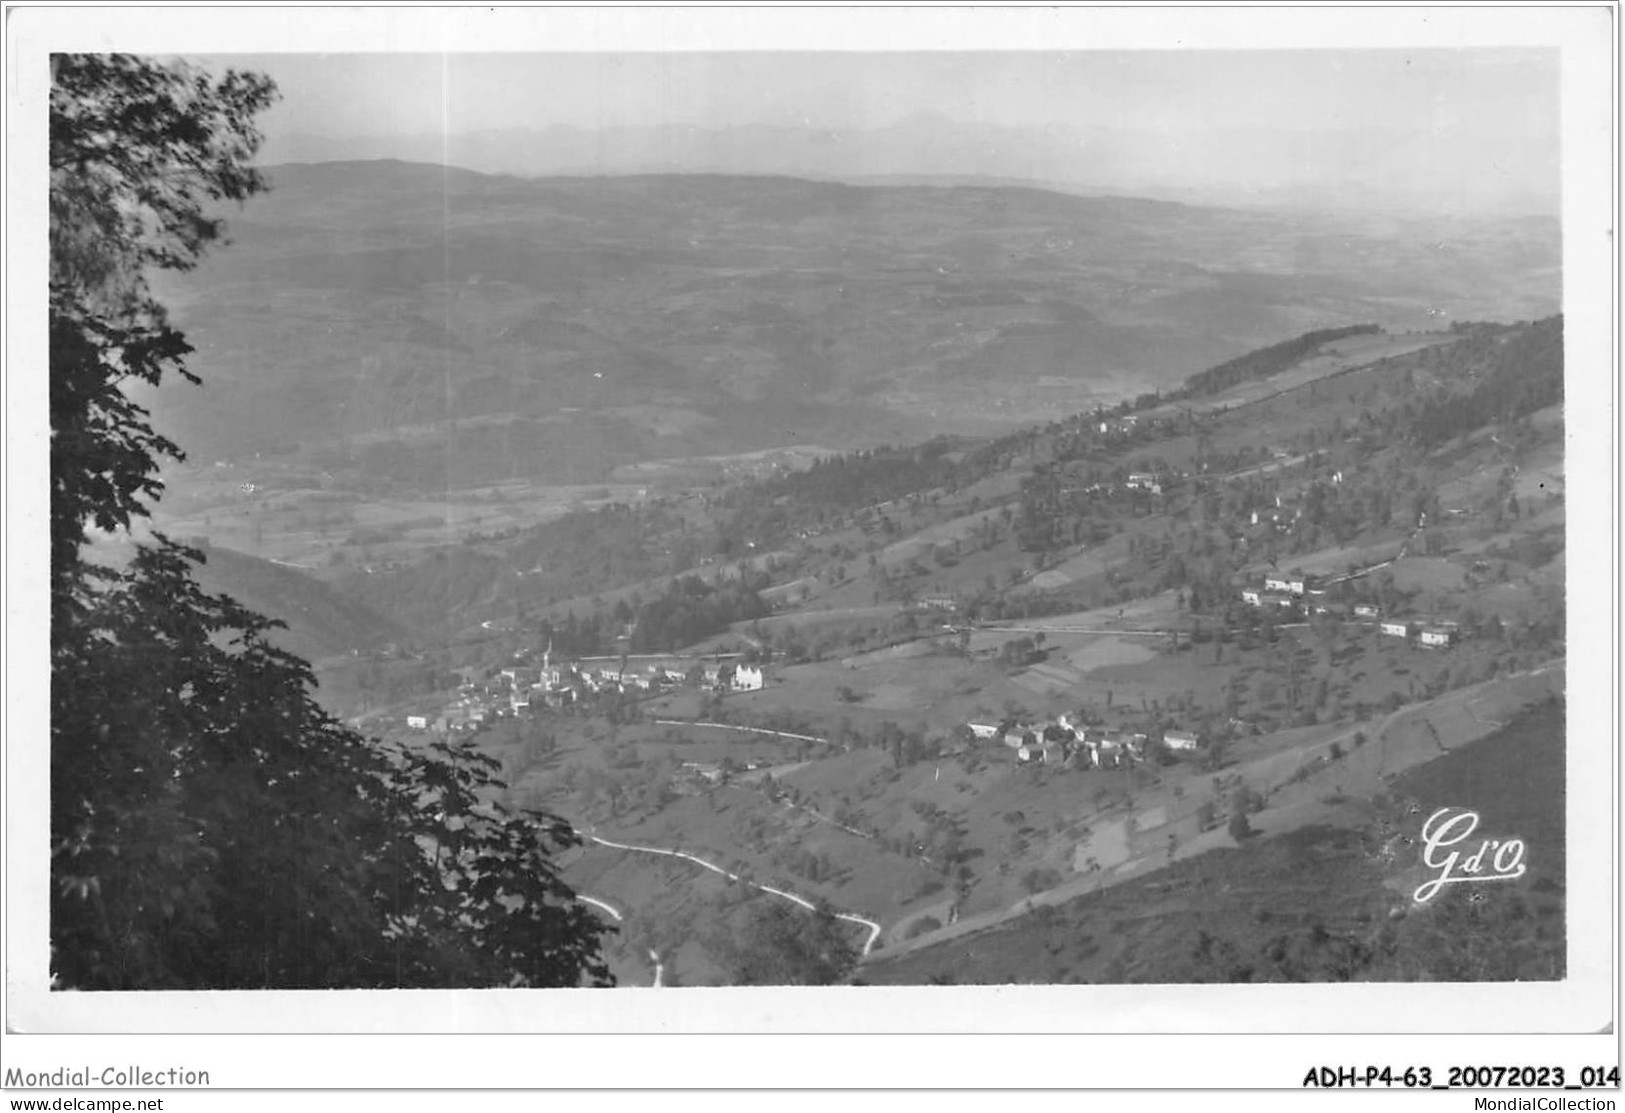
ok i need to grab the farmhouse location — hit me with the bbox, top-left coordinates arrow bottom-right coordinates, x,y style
406,715 -> 428,730
1003,728 -> 1035,751
1095,736 -> 1126,768
1162,729 -> 1200,752
1241,588 -> 1262,606
1018,738 -> 1067,764
967,722 -> 1001,740
1380,620 -> 1411,639
1353,603 -> 1380,619
1419,627 -> 1457,648
680,762 -> 725,786
732,664 -> 765,692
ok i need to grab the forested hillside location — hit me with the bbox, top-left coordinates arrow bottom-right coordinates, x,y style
1170,324 -> 1382,400
1405,317 -> 1562,447
321,315 -> 1562,644
187,542 -> 408,661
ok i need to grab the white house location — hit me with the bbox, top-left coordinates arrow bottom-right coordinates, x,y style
732,664 -> 765,692
1353,603 -> 1380,619
1380,620 -> 1411,639
967,722 -> 1001,741
1018,740 -> 1063,765
1264,574 -> 1292,594
1420,627 -> 1457,648
1241,588 -> 1262,606
406,715 -> 428,730
500,667 -> 539,689
1162,729 -> 1200,752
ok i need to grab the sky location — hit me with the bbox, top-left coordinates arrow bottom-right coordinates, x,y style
219,49 -> 1556,144
189,49 -> 1560,217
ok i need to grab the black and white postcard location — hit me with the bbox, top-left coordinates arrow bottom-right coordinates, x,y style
4,3 -> 1616,1095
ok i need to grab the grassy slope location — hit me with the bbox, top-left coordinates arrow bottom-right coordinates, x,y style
859,698 -> 1564,984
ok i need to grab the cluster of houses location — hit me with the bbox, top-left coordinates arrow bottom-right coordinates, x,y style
403,648 -> 766,733
1239,570 -> 1320,612
1379,618 -> 1459,648
675,757 -> 776,792
1069,470 -> 1180,502
966,713 -> 1203,768
1236,571 -> 1459,648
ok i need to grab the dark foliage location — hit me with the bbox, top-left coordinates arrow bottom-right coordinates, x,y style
50,54 -> 611,988
628,574 -> 770,653
1406,317 -> 1562,447
1171,324 -> 1382,400
714,900 -> 859,986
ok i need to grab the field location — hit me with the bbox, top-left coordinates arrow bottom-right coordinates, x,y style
153,460 -> 653,572
860,696 -> 1566,984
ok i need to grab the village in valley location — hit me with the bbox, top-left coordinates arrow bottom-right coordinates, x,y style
219,314 -> 1563,986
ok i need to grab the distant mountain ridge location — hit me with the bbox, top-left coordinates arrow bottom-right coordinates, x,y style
144,160 -> 1560,490
260,114 -> 1560,219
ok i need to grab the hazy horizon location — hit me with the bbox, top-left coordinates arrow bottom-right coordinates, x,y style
201,50 -> 1561,219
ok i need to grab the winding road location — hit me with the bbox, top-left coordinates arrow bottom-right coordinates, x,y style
583,832 -> 883,957
652,719 -> 830,745
576,894 -> 664,987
